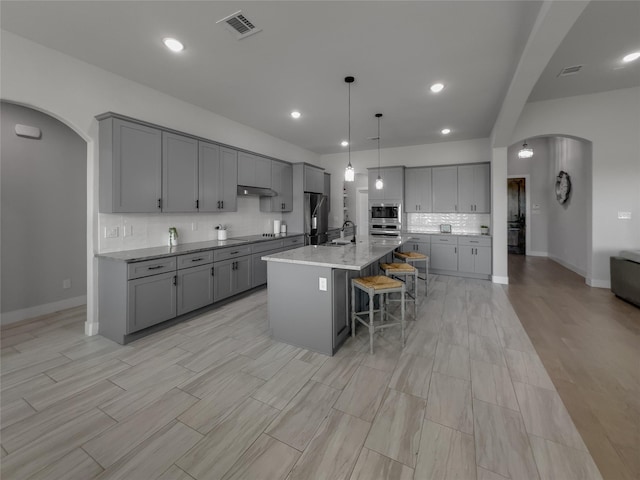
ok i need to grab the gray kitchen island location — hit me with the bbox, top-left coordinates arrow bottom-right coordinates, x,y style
262,235 -> 411,355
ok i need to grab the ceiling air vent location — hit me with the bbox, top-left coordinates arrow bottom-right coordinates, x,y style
217,11 -> 262,40
558,65 -> 583,77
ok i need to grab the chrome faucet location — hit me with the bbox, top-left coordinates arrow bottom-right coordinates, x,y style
341,220 -> 356,242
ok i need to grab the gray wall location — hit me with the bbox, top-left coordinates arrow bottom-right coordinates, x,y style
1,102 -> 87,316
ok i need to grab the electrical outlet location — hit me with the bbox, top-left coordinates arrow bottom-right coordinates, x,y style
63,279 -> 71,289
192,222 -> 198,231
618,211 -> 631,220
123,224 -> 133,237
319,277 -> 327,291
104,226 -> 119,238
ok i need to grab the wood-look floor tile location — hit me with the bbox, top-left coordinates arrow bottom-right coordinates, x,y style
360,337 -> 404,373
496,325 -> 536,353
477,466 -> 509,480
25,359 -> 130,411
469,333 -> 506,366
59,336 -> 126,361
334,365 -> 390,422
312,351 -> 363,390
414,419 -> 476,480
84,388 -> 198,468
100,366 -> 196,421
236,336 -> 276,359
288,409 -> 370,480
0,354 -> 71,390
109,355 -> 191,390
12,330 -> 86,355
425,372 -> 473,434
473,398 -> 539,480
439,323 -> 469,348
118,333 -> 190,366
504,348 -> 555,391
179,372 -> 265,434
0,349 -> 61,376
1,331 -> 35,348
178,337 -> 244,372
27,448 -> 103,480
44,346 -> 132,382
266,380 -> 340,451
178,353 -> 253,399
468,315 -> 499,340
0,408 -> 115,480
433,341 -> 470,381
528,434 -> 603,480
176,397 -> 279,480
295,349 -> 330,367
388,351 -> 433,398
156,464 -> 195,480
251,358 -> 318,410
241,343 -> 301,380
365,388 -> 426,468
471,360 -> 519,411
401,327 -> 439,359
1,373 -> 55,405
350,447 -> 414,480
221,434 -> 300,480
513,381 -> 587,451
96,420 -> 202,480
0,398 -> 36,430
2,380 -> 123,453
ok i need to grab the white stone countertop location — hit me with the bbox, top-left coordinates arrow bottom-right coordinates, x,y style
403,229 -> 492,237
262,234 -> 411,271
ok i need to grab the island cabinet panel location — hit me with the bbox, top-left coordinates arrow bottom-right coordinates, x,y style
458,163 -> 490,213
238,152 -> 271,188
177,263 -> 214,316
162,132 -> 199,213
127,271 -> 177,333
405,167 -> 432,212
199,143 -> 238,212
432,166 -> 458,212
99,117 -> 163,213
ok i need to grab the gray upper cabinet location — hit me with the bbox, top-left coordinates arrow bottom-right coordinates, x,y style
262,161 -> 293,212
432,166 -> 458,212
324,172 -> 331,212
238,152 -> 271,188
458,163 -> 490,213
304,165 -> 324,193
199,143 -> 238,212
162,132 -> 199,213
99,117 -> 162,213
368,167 -> 405,202
405,167 -> 432,213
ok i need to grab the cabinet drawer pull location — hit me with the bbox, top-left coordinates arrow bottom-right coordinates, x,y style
191,257 -> 203,262
148,265 -> 164,270
470,241 -> 478,243
230,251 -> 239,255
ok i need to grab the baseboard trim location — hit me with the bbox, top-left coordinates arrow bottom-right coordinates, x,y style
548,254 -> 587,278
492,275 -> 509,285
1,295 -> 87,326
586,277 -> 611,289
85,321 -> 99,336
527,251 -> 548,257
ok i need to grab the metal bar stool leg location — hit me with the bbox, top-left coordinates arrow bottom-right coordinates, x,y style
351,282 -> 356,338
368,289 -> 374,355
401,284 -> 406,347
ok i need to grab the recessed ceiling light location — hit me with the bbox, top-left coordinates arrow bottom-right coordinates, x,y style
341,140 -> 349,147
441,128 -> 451,135
162,37 -> 184,53
290,111 -> 301,119
430,83 -> 445,93
622,51 -> 640,63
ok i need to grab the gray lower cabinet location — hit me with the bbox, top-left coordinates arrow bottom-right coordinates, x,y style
213,256 -> 252,302
176,263 -> 214,315
127,271 -> 177,333
430,244 -> 458,271
98,116 -> 162,213
403,236 -> 430,274
458,246 -> 492,275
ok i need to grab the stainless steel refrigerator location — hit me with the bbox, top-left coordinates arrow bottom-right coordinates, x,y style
304,192 -> 328,245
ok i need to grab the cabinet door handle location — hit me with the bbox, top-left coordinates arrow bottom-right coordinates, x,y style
211,267 -> 214,276
173,275 -> 177,286
148,265 -> 164,270
196,199 -> 199,209
221,201 -> 224,209
455,247 -> 457,254
191,257 -> 203,262
157,198 -> 162,209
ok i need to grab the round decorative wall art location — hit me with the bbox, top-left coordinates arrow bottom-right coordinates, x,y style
555,171 -> 572,204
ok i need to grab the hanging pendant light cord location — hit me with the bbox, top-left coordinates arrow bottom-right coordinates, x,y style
377,115 -> 381,175
348,81 -> 351,167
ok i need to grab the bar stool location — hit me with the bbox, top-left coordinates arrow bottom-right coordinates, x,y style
380,262 -> 418,319
394,251 -> 429,295
351,275 -> 406,355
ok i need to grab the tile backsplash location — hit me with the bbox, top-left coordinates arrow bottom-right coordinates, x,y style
99,197 -> 284,253
406,213 -> 491,234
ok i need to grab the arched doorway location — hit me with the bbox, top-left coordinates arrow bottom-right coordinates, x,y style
1,101 -> 88,325
506,134 -> 593,281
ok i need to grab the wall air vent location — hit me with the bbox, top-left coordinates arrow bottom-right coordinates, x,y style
216,11 -> 262,40
558,65 -> 583,77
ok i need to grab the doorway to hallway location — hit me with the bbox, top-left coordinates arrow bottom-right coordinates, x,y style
507,177 -> 526,255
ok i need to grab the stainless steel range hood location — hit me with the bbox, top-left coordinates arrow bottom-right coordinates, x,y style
237,185 -> 277,197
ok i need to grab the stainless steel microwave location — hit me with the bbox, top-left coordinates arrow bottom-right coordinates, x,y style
370,203 -> 401,221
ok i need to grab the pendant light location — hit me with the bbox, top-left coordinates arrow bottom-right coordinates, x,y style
344,76 -> 355,182
375,113 -> 383,190
518,140 -> 534,159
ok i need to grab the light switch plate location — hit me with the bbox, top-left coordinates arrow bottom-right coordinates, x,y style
319,277 -> 327,291
618,211 -> 631,219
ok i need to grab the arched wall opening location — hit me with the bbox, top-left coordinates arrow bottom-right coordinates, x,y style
507,134 -> 593,281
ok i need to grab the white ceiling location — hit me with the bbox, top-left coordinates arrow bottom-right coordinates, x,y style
1,1 -> 638,155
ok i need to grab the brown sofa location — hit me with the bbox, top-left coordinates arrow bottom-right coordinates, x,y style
610,250 -> 640,307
